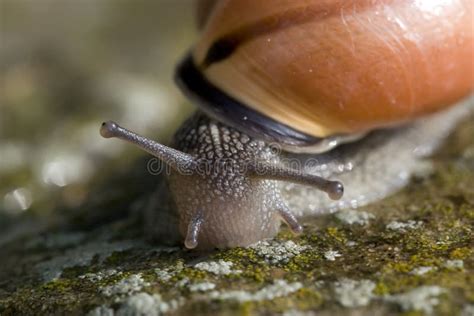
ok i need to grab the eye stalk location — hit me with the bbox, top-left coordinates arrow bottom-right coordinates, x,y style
248,163 -> 344,201
100,121 -> 196,172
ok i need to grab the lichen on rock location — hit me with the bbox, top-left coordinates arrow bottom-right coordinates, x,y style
333,279 -> 376,307
383,286 -> 446,314
193,260 -> 241,276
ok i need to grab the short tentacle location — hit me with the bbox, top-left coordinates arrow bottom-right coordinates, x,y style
184,213 -> 204,249
275,200 -> 303,235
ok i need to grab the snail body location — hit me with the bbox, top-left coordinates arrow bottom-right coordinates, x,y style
101,0 -> 473,249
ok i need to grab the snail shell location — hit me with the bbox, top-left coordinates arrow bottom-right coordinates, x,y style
187,0 -> 473,141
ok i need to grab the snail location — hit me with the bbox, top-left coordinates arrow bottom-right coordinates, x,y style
100,0 -> 474,250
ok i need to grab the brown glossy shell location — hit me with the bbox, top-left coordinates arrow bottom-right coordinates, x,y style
193,0 -> 474,137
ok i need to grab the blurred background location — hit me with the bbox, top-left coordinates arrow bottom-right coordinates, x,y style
0,0 -> 199,239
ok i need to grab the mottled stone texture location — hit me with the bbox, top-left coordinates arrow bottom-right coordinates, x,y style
0,117 -> 473,316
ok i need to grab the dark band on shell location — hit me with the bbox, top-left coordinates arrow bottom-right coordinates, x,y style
175,54 -> 324,149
